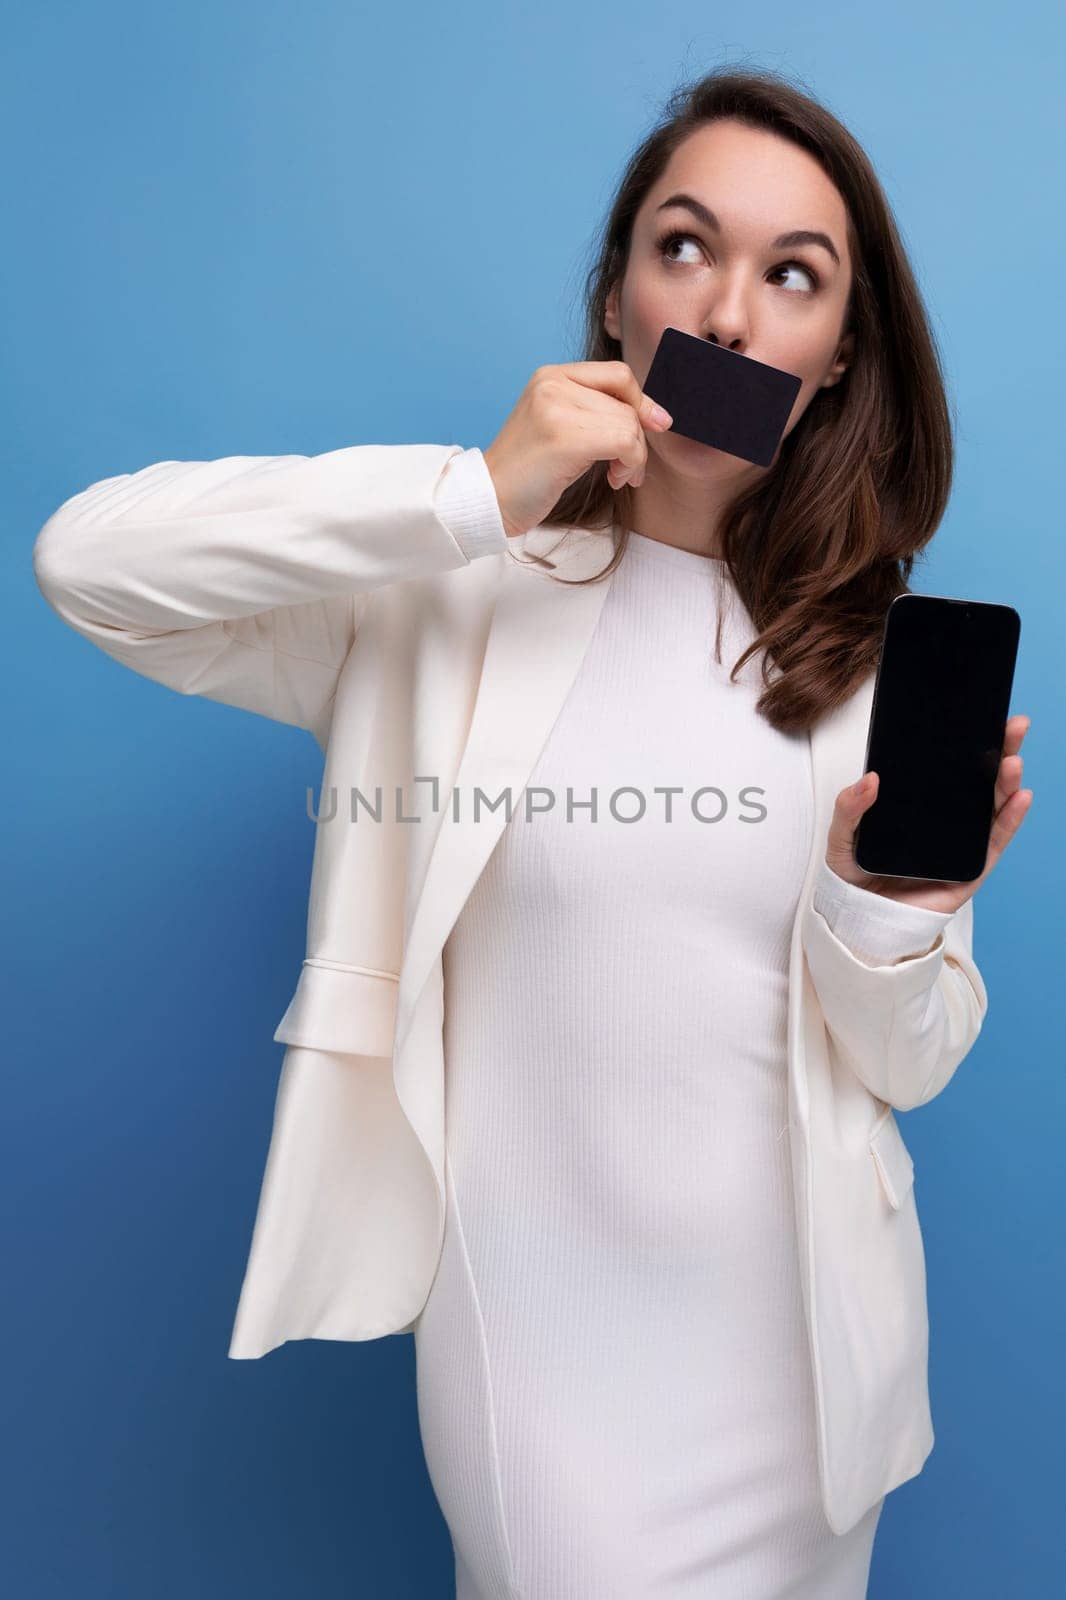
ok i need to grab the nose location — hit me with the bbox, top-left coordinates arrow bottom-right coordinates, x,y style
702,327 -> 746,354
700,293 -> 748,353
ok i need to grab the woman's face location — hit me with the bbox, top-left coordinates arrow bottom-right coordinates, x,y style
605,118 -> 855,509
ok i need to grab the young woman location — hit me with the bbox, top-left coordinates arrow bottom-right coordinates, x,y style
34,66 -> 1030,1600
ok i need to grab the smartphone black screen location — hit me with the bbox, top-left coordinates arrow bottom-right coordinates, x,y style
854,593 -> 1021,883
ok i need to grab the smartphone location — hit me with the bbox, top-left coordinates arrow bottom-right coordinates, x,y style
642,325 -> 803,467
854,594 -> 1021,883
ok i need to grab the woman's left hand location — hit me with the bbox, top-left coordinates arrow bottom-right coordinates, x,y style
824,714 -> 1034,914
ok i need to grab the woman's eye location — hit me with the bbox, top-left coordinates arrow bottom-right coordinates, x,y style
656,230 -> 703,265
770,261 -> 819,294
655,231 -> 819,293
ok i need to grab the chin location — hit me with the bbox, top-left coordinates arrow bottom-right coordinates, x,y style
665,438 -> 753,480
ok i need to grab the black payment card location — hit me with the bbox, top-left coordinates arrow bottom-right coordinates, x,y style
642,325 -> 803,467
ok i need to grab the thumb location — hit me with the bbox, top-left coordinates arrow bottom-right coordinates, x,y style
826,770 -> 880,863
843,770 -> 878,812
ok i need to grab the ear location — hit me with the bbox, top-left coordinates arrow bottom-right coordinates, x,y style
604,282 -> 621,344
822,327 -> 855,389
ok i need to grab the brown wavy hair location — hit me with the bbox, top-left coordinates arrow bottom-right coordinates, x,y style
522,64 -> 954,735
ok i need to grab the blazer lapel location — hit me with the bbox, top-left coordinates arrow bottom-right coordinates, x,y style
788,664 -> 877,1102
395,524 -> 619,1059
783,666 -> 877,1257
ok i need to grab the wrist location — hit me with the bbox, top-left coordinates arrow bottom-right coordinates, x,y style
482,444 -> 524,540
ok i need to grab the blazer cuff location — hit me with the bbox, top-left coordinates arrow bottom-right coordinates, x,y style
432,447 -> 510,561
811,859 -> 956,968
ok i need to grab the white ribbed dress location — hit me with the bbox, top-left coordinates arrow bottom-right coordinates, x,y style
413,526 -> 935,1599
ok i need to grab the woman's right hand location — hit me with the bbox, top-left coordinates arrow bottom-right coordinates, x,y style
482,360 -> 674,541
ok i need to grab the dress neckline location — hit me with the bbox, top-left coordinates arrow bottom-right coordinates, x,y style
623,529 -> 726,574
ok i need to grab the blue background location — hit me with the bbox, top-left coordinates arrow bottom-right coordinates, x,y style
3,2 -> 1061,1594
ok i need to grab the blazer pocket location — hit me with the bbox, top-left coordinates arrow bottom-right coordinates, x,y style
869,1110 -> 916,1211
273,957 -> 400,1058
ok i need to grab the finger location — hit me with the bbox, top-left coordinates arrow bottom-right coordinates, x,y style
1002,713 -> 1030,759
825,771 -> 879,865
830,770 -> 879,825
995,751 -> 1023,811
607,457 -> 646,489
994,714 -> 1031,808
563,367 -> 668,487
562,383 -> 651,491
605,424 -> 648,489
983,780 -> 1033,875
565,380 -> 657,489
557,358 -> 674,434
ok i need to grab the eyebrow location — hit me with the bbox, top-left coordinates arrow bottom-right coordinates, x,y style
655,192 -> 841,268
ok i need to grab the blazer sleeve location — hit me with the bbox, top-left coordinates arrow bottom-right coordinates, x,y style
802,859 -> 990,1112
32,442 -> 509,744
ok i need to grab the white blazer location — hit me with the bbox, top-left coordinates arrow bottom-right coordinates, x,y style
32,441 -> 988,1538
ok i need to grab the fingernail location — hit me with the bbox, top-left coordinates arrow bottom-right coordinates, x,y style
649,402 -> 673,428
